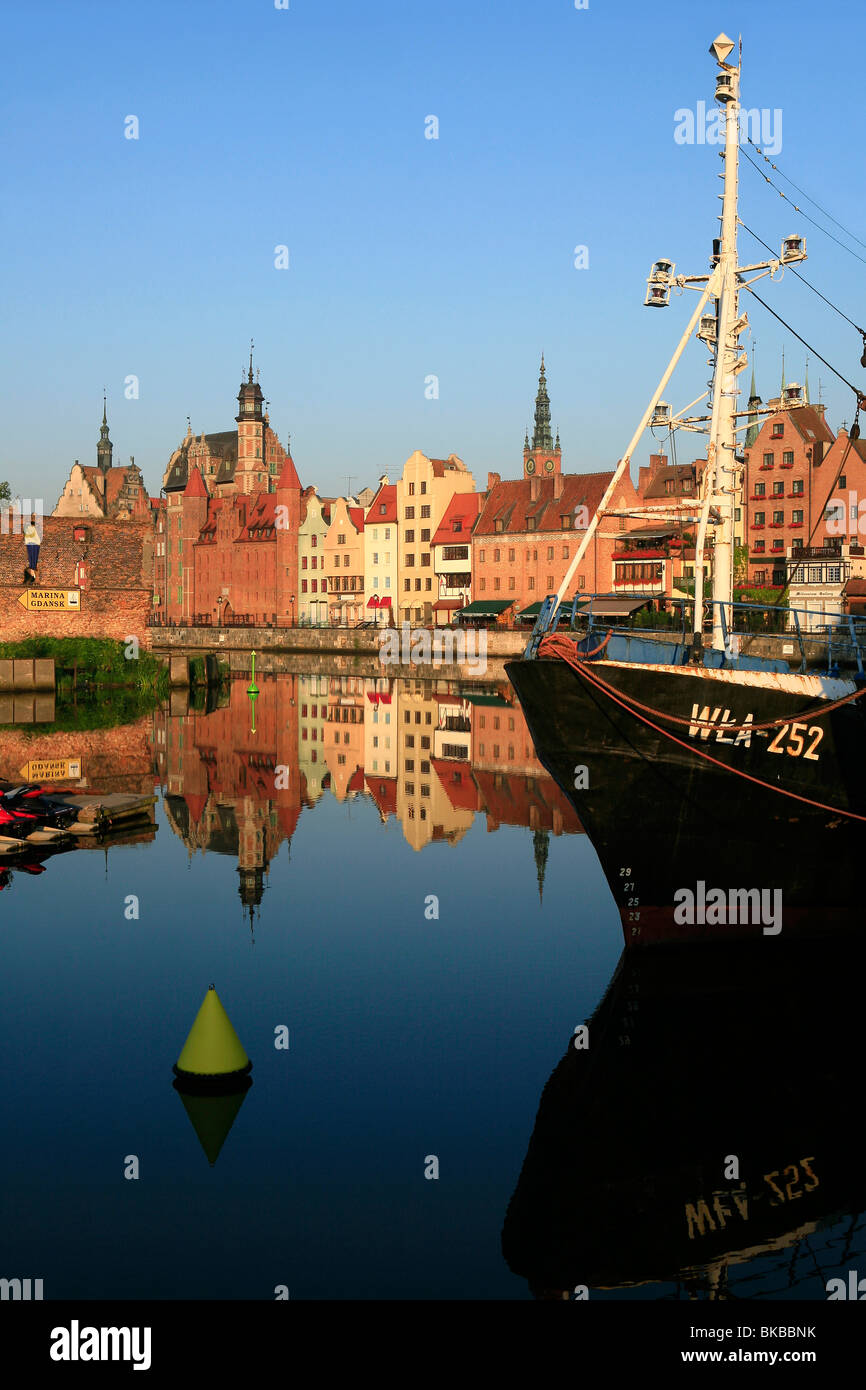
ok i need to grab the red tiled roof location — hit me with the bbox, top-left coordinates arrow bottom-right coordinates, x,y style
366,483 -> 397,524
431,759 -> 478,812
236,494 -> 278,541
365,774 -> 397,819
474,471 -> 618,537
184,466 -> 208,499
277,454 -> 301,490
348,507 -> 365,532
431,492 -> 482,544
347,767 -> 365,793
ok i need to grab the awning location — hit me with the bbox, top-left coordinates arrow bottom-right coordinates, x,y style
455,599 -> 513,619
518,598 -> 589,619
378,596 -> 392,607
432,598 -> 464,611
584,597 -> 653,618
459,691 -> 512,707
367,597 -> 380,608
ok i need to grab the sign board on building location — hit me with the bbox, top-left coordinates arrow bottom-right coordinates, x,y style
18,758 -> 82,782
17,590 -> 81,612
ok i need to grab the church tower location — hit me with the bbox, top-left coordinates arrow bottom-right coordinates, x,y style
97,395 -> 113,475
523,355 -> 561,478
235,343 -> 266,495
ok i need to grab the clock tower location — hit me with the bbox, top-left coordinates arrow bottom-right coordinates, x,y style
523,355 -> 561,478
235,343 -> 266,495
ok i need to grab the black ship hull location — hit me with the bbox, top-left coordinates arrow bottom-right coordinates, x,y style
505,654 -> 863,943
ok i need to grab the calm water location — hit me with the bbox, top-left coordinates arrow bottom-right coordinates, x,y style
1,671 -> 862,1300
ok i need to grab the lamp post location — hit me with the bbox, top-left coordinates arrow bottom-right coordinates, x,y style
290,594 -> 296,627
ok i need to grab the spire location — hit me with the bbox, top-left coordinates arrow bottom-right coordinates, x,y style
248,338 -> 254,383
533,829 -> 549,905
97,394 -> 113,475
532,354 -> 553,452
780,347 -> 786,396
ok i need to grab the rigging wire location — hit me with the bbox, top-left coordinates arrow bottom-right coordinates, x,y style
740,146 -> 866,269
741,284 -> 863,397
739,220 -> 866,336
745,137 -> 866,253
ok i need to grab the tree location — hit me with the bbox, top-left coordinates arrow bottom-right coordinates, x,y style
0,481 -> 10,503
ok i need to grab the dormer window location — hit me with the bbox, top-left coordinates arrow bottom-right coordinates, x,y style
526,516 -> 537,532
495,518 -> 505,533
561,514 -> 572,529
453,518 -> 462,533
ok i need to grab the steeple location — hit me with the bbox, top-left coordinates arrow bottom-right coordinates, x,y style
236,341 -> 264,424
532,354 -> 553,451
524,356 -> 562,478
533,829 -> 549,905
97,392 -> 113,475
745,346 -> 761,449
780,347 -> 786,397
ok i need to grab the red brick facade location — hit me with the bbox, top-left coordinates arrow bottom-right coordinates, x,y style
0,517 -> 154,647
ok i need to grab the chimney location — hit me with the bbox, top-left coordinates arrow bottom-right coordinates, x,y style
487,471 -> 501,490
529,474 -> 540,501
553,471 -> 563,499
649,453 -> 668,475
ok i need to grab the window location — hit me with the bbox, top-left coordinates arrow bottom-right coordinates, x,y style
373,553 -> 378,564
415,578 -> 421,589
385,527 -> 390,539
480,577 -> 486,590
380,503 -> 387,514
839,475 -> 847,489
508,548 -> 515,562
773,481 -> 784,495
509,576 -> 515,590
404,578 -> 411,591
425,578 -> 431,590
792,510 -> 803,525
421,529 -> 430,542
408,482 -> 415,495
773,510 -> 784,525
338,532 -> 347,545
772,422 -> 784,437
421,554 -> 430,566
547,546 -> 554,560
561,514 -> 572,529
311,535 -> 317,547
546,575 -> 554,589
312,579 -> 318,592
420,481 -> 427,494
494,577 -> 500,590
479,549 -> 485,563
763,453 -> 774,467
754,511 -> 765,525
405,759 -> 414,772
493,548 -> 500,563
755,570 -> 766,584
405,506 -> 414,519
421,505 -> 430,518
734,508 -> 741,522
792,480 -> 804,495
405,530 -> 414,543
302,556 -> 308,569
453,518 -> 462,533
782,451 -> 794,467
753,540 -> 765,552
562,545 -> 569,559
405,554 -> 414,567
527,516 -> 537,531
302,578 -> 308,593
343,554 -> 349,566
405,735 -> 414,748
754,482 -> 765,496
527,576 -> 535,590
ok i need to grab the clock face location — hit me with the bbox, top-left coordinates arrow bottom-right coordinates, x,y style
544,459 -> 555,472
525,458 -> 535,474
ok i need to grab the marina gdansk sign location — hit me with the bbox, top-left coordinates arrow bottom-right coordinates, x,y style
17,589 -> 81,611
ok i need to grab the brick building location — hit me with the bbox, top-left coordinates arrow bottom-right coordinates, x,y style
154,359 -> 302,626
0,516 -> 154,646
472,359 -> 641,615
743,381 -> 836,587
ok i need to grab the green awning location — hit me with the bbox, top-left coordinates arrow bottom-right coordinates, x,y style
517,598 -> 589,618
458,692 -> 512,707
455,599 -> 513,619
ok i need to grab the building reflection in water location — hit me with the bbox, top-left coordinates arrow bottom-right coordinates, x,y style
151,673 -> 584,924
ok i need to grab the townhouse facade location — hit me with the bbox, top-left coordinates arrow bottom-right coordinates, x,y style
363,477 -> 397,624
396,451 -> 475,626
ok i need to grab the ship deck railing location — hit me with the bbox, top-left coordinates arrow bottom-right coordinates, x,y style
525,594 -> 866,677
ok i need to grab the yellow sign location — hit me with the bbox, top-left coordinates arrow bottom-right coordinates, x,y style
17,589 -> 81,611
18,759 -> 82,782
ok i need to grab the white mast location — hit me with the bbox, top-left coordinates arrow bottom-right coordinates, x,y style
697,33 -> 745,654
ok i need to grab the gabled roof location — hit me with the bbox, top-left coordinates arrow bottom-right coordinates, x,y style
366,483 -> 397,524
236,493 -> 278,541
348,507 -> 365,532
431,491 -> 482,545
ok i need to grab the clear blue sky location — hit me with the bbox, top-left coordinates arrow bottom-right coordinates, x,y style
2,0 -> 863,508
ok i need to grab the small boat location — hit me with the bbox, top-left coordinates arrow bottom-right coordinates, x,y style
0,781 -> 157,834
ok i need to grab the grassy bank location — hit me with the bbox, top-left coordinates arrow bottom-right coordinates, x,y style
0,637 -> 169,697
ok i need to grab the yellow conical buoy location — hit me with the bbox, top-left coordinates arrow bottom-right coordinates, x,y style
173,984 -> 252,1083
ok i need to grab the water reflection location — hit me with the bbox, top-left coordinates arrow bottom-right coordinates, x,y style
151,673 -> 583,921
502,927 -> 866,1299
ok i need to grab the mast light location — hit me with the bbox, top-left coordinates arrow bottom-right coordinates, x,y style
698,314 -> 718,344
781,234 -> 806,263
714,72 -> 735,103
651,402 -> 672,427
644,258 -> 675,307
